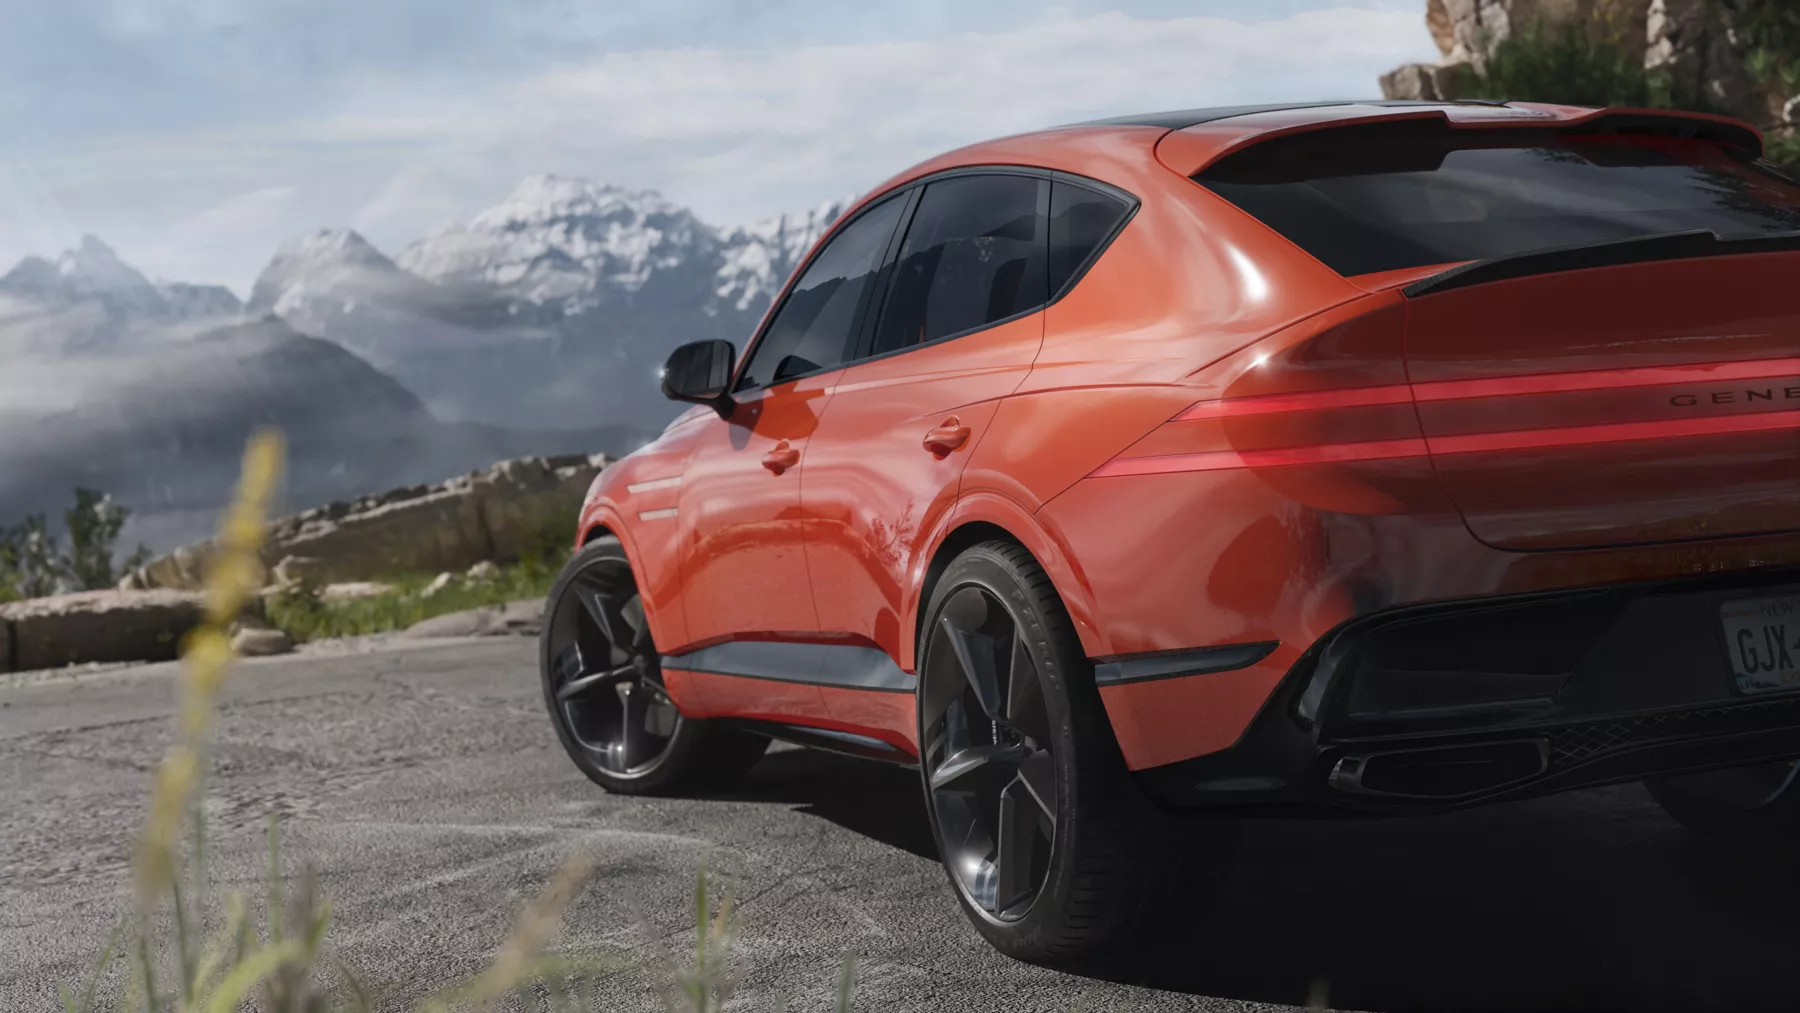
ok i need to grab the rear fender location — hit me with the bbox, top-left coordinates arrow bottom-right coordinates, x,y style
904,490 -> 1108,673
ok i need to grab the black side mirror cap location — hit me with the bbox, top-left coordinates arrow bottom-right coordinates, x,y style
660,339 -> 737,419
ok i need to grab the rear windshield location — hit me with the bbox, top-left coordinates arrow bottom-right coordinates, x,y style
1195,120 -> 1800,277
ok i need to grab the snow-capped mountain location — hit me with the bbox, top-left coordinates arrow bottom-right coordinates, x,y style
0,236 -> 243,362
253,176 -> 852,429
398,176 -> 721,312
0,181 -> 853,549
398,174 -> 852,318
247,229 -> 418,319
0,235 -> 242,325
3,180 -> 853,431
714,197 -> 850,312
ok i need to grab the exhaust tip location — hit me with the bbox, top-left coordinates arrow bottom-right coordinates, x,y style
1329,739 -> 1548,800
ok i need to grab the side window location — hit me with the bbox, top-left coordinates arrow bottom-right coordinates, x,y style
868,175 -> 1048,357
1048,181 -> 1132,298
736,194 -> 907,392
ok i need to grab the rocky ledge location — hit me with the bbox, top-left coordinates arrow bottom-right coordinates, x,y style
124,452 -> 612,592
0,589 -> 249,672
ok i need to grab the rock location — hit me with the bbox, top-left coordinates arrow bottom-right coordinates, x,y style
1644,0 -> 1770,125
318,581 -> 395,601
1382,62 -> 1453,101
134,453 -> 612,592
465,561 -> 501,582
1426,0 -> 1458,55
271,555 -> 323,588
231,619 -> 294,657
421,572 -> 456,598
400,599 -> 544,639
1380,0 -> 1774,122
141,541 -> 212,592
0,590 -> 209,672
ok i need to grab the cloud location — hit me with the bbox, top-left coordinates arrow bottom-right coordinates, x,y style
130,187 -> 299,285
342,6 -> 1433,237
456,9 -> 1424,217
4,6 -> 1437,289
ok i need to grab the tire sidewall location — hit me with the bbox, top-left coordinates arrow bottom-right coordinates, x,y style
915,544 -> 1098,958
539,537 -> 703,794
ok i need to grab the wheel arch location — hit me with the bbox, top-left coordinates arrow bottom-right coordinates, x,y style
573,501 -> 689,651
905,493 -> 1108,672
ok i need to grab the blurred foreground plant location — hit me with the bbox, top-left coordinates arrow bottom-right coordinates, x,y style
64,427 -> 862,1013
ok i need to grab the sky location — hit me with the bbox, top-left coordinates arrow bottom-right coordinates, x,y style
0,0 -> 1438,295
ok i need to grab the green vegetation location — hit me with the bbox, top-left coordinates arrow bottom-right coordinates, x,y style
1738,0 -> 1800,166
265,552 -> 567,642
1453,2 -> 1800,171
1453,19 -> 1658,109
1,487 -> 151,602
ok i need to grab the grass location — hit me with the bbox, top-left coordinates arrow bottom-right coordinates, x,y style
265,553 -> 566,642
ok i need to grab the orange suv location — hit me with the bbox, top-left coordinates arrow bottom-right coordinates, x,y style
538,100 -> 1800,959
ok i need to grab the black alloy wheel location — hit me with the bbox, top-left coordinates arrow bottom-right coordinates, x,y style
540,538 -> 766,795
916,541 -> 1236,962
920,583 -> 1059,922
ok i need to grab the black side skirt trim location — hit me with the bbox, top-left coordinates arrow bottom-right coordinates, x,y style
662,640 -> 915,693
720,719 -> 917,766
1093,641 -> 1280,686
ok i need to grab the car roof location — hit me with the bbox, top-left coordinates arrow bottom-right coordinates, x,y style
1065,98 -> 1517,130
914,100 -> 1756,178
849,99 -> 1762,230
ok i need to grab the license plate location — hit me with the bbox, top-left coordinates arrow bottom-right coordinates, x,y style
1721,593 -> 1800,695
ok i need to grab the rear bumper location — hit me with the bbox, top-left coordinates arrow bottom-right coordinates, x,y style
1137,566 -> 1800,816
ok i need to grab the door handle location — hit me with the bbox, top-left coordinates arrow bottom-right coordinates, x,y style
923,417 -> 972,457
762,441 -> 800,474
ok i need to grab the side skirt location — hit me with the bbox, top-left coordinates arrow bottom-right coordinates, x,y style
720,719 -> 918,767
662,640 -> 915,693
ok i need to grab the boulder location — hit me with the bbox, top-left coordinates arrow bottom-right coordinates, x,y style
465,561 -> 501,583
271,555 -> 324,588
231,618 -> 295,657
318,581 -> 395,601
0,590 -> 209,672
400,599 -> 545,639
1381,62 -> 1466,101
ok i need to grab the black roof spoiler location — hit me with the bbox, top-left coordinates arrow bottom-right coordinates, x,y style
1403,229 -> 1800,298
1066,99 -> 1511,131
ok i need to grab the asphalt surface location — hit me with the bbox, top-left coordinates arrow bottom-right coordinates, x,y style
4,637 -> 1800,1012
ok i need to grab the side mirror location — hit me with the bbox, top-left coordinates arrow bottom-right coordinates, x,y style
660,340 -> 736,419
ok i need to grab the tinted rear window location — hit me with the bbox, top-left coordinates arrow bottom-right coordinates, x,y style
1049,181 -> 1132,297
1196,121 -> 1800,276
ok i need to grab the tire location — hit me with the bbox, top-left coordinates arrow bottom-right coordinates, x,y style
915,539 -> 1236,962
539,537 -> 767,796
1646,759 -> 1800,839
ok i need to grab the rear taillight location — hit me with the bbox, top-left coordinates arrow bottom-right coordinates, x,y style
1091,297 -> 1448,515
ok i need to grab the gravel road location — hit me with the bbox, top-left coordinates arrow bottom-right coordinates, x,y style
3,637 -> 1798,1012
